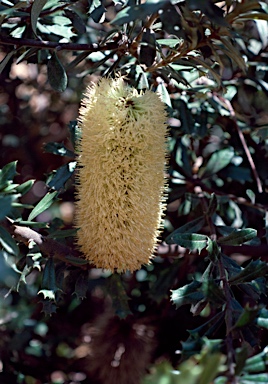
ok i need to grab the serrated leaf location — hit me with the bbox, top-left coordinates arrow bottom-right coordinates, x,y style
166,216 -> 205,244
38,257 -> 58,300
40,299 -> 57,316
229,260 -> 268,285
47,52 -> 67,92
218,228 -> 257,246
43,142 -> 75,157
171,280 -> 204,309
31,0 -> 47,35
200,148 -> 234,178
166,233 -> 208,253
0,226 -> 19,256
28,191 -> 58,221
47,162 -> 76,191
156,82 -> 172,108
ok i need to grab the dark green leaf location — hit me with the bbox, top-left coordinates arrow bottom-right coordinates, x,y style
90,4 -> 106,23
171,281 -> 204,309
218,228 -> 257,246
0,226 -> 19,256
229,260 -> 268,285
166,233 -> 208,253
0,161 -> 17,190
202,279 -> 226,304
139,28 -> 156,67
40,299 -> 58,316
74,271 -> 89,299
166,216 -> 205,243
38,257 -> 58,300
207,193 -> 218,216
47,52 -> 68,92
47,162 -> 76,191
200,148 -> 234,178
111,2 -> 166,25
0,196 -> 13,220
28,191 -> 58,222
31,0 -> 47,35
64,9 -> 86,34
43,142 -> 75,157
206,238 -> 220,259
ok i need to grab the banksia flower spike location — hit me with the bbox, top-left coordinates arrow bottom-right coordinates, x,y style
75,77 -> 168,272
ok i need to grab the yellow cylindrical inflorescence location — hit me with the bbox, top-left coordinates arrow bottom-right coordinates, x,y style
75,77 -> 168,272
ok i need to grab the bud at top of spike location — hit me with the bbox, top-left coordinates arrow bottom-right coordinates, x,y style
75,77 -> 168,272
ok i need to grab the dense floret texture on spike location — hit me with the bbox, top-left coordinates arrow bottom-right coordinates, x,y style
75,77 -> 168,272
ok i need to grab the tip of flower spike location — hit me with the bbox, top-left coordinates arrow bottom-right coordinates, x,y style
75,77 -> 168,272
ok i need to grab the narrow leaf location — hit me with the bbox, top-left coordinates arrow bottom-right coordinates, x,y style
0,51 -> 14,73
28,191 -> 58,221
31,0 -> 47,35
218,228 -> 257,246
229,260 -> 268,285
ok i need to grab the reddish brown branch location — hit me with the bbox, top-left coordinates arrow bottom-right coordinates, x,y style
0,35 -> 121,53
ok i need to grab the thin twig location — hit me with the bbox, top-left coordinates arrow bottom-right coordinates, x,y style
218,96 -> 263,194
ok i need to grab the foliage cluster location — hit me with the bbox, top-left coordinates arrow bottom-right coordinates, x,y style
0,0 -> 268,383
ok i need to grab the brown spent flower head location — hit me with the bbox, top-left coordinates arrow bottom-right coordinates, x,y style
75,77 -> 168,272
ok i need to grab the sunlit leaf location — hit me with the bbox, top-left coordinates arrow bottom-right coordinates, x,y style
171,280 -> 204,309
28,191 -> 58,221
200,148 -> 234,178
